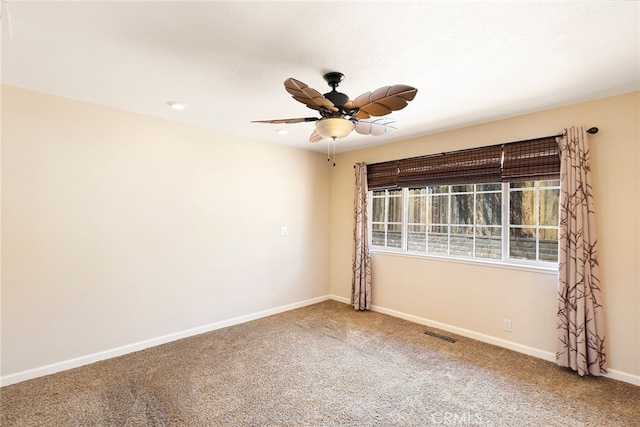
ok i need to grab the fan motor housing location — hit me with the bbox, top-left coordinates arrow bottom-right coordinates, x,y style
323,72 -> 350,110
323,91 -> 350,109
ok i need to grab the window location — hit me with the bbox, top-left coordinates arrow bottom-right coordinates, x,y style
405,184 -> 502,258
371,189 -> 403,248
370,180 -> 560,266
367,136 -> 561,267
509,180 -> 560,262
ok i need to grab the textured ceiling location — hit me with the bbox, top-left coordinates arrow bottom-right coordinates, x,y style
2,1 -> 639,153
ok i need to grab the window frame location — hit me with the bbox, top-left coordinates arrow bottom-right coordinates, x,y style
505,180 -> 561,267
368,181 -> 560,271
371,188 -> 405,251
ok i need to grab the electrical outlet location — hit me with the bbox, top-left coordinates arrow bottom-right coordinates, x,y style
270,293 -> 276,303
503,319 -> 512,332
280,226 -> 288,236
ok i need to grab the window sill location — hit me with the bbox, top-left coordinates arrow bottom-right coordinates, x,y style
369,248 -> 559,275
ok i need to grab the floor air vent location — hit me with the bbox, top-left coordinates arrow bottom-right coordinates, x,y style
424,330 -> 457,343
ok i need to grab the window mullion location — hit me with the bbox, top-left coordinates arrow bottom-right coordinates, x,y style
425,187 -> 429,254
403,187 -> 408,251
535,185 -> 540,261
502,182 -> 509,262
447,186 -> 451,255
384,191 -> 390,247
472,186 -> 477,258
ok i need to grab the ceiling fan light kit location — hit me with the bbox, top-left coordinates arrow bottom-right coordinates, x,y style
315,117 -> 355,139
252,72 -> 417,144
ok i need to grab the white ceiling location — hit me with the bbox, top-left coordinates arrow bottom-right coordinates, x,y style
2,1 -> 639,153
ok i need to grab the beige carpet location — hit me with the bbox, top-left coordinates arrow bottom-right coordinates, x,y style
1,300 -> 639,426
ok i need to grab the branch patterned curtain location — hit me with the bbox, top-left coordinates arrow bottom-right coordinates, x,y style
352,162 -> 372,310
556,126 -> 606,376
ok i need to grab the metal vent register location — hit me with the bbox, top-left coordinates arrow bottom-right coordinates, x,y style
424,330 -> 458,343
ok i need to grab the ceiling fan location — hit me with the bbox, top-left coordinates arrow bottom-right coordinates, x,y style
252,72 -> 418,143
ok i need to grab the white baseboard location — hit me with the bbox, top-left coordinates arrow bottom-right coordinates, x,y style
603,369 -> 640,386
328,294 -> 640,387
372,303 -> 556,362
330,294 -> 350,305
4,294 -> 638,388
0,295 -> 331,387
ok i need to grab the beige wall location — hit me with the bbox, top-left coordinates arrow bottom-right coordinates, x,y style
1,86 -> 331,377
330,92 -> 640,380
2,86 -> 638,384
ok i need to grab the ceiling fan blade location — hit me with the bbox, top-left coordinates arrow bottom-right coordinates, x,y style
355,118 -> 399,136
353,110 -> 372,120
284,78 -> 339,113
349,85 -> 418,117
251,117 -> 319,124
309,129 -> 323,143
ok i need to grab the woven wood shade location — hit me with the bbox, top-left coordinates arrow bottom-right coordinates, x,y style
367,136 -> 560,190
502,137 -> 560,182
367,161 -> 400,189
396,145 -> 502,188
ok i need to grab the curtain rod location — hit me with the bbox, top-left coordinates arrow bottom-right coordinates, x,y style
355,127 -> 599,168
551,127 -> 599,139
515,126 -> 599,145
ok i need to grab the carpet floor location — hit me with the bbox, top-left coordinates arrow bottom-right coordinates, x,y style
1,300 -> 639,426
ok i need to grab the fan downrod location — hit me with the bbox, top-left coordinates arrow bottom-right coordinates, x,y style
322,72 -> 349,110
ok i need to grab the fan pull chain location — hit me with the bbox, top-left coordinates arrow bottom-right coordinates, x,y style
327,139 -> 330,162
332,138 -> 336,167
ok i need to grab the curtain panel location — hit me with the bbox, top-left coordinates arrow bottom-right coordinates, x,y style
352,163 -> 372,310
556,126 -> 606,376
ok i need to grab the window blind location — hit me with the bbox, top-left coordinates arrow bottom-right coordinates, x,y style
367,136 -> 560,190
396,145 -> 503,188
367,160 -> 400,189
502,136 -> 560,182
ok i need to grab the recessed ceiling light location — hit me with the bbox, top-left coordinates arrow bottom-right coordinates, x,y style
167,101 -> 186,110
276,129 -> 287,135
